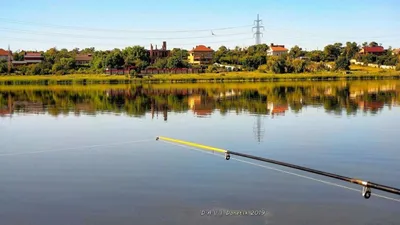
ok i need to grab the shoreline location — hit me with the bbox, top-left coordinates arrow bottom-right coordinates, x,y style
0,71 -> 399,85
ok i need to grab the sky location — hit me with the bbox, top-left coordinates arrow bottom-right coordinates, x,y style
1,0 -> 399,52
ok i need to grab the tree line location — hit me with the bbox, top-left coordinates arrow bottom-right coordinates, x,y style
1,41 -> 399,75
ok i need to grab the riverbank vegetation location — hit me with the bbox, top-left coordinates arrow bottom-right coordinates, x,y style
0,65 -> 399,85
1,41 -> 399,77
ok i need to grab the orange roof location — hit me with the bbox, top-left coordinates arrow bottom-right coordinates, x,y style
0,48 -> 10,56
25,52 -> 42,57
270,46 -> 288,52
191,45 -> 214,52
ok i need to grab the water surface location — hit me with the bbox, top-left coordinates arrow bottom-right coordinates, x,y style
1,81 -> 399,225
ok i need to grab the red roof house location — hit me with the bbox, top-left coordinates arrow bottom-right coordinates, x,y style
188,45 -> 214,65
267,43 -> 288,56
359,46 -> 385,55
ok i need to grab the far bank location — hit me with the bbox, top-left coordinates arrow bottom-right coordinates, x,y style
0,69 -> 399,85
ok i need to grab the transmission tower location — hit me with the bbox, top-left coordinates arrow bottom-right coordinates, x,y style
253,115 -> 265,143
253,14 -> 264,45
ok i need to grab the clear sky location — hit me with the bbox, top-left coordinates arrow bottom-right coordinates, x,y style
1,0 -> 399,51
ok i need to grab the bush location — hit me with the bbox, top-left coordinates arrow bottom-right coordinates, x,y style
258,64 -> 268,73
305,62 -> 328,73
396,63 -> 400,71
266,56 -> 286,74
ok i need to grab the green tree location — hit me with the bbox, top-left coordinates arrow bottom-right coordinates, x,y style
153,58 -> 168,69
0,61 -> 7,73
166,56 -> 189,68
289,45 -> 305,59
343,42 -> 360,60
335,56 -> 350,71
105,50 -> 124,68
306,50 -> 324,62
266,56 -> 286,74
369,41 -> 379,47
324,44 -> 342,61
122,46 -> 149,62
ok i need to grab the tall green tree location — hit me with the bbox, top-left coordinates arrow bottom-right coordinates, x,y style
335,56 -> 350,71
343,42 -> 360,60
324,44 -> 342,61
289,45 -> 305,59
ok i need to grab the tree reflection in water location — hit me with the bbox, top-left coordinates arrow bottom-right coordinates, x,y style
0,81 -> 398,118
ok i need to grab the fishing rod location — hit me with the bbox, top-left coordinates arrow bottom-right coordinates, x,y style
156,136 -> 400,199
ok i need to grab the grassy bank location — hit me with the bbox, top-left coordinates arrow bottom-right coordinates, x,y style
0,65 -> 399,85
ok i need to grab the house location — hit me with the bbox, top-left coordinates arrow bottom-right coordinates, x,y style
392,48 -> 400,55
267,43 -> 288,56
188,45 -> 214,65
24,52 -> 44,63
75,54 -> 93,65
148,41 -> 170,63
12,52 -> 44,66
0,48 -> 12,61
359,46 -> 385,55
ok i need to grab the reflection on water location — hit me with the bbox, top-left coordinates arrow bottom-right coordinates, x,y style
1,81 -> 400,225
1,81 -> 398,119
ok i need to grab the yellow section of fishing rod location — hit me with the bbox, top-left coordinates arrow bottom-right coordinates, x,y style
156,136 -> 227,154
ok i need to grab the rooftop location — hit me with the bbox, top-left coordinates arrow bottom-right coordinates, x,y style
361,46 -> 385,53
191,45 -> 214,52
0,48 -> 11,56
270,46 -> 288,52
75,54 -> 93,61
25,52 -> 43,57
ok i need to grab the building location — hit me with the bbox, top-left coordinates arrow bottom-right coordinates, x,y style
24,52 -> 44,63
148,41 -> 170,63
392,48 -> 400,55
359,46 -> 385,55
0,48 -> 11,61
75,54 -> 93,65
188,45 -> 214,65
12,52 -> 44,66
267,43 -> 288,56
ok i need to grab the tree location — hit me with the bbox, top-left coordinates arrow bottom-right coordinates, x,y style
153,58 -> 168,69
306,50 -> 325,62
166,56 -> 189,68
266,56 -> 286,74
369,41 -> 379,47
324,44 -> 342,61
122,46 -> 149,62
0,61 -> 7,73
343,42 -> 360,60
170,48 -> 188,59
13,51 -> 24,61
335,56 -> 350,71
289,45 -> 305,59
105,50 -> 124,68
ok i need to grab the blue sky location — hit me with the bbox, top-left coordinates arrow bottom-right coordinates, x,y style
1,0 -> 399,51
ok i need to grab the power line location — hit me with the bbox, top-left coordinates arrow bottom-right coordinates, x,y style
0,18 -> 252,34
0,36 -> 254,49
0,27 -> 250,40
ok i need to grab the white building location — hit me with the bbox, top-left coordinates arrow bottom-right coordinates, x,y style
267,43 -> 288,56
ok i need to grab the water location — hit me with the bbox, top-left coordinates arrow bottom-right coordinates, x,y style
0,81 -> 399,225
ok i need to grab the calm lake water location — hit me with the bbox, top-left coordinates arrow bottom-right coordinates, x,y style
0,81 -> 399,225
